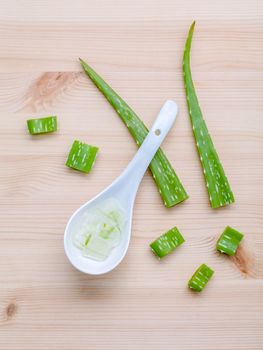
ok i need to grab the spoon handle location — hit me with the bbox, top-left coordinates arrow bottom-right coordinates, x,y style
120,100 -> 178,193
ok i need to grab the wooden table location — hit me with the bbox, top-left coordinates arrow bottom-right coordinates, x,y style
0,1 -> 262,349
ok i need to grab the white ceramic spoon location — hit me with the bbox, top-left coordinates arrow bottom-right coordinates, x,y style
64,100 -> 178,275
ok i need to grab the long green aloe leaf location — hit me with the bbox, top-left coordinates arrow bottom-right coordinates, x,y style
183,22 -> 234,208
80,58 -> 188,208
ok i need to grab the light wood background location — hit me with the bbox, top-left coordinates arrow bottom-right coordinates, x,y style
0,1 -> 263,349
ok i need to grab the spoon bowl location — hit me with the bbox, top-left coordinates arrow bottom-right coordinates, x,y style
64,185 -> 134,275
64,100 -> 178,274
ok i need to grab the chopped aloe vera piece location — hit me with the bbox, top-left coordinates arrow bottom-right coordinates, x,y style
27,116 -> 57,134
99,222 -> 118,239
99,198 -> 126,231
73,230 -> 92,250
66,140 -> 98,173
79,58 -> 188,208
150,227 -> 185,258
188,264 -> 214,292
99,225 -> 121,246
73,198 -> 126,260
83,236 -> 112,261
216,226 -> 244,256
183,22 -> 234,208
97,215 -> 121,244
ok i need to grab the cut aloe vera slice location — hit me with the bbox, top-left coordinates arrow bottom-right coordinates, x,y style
150,227 -> 185,258
73,198 -> 125,260
66,140 -> 98,173
216,226 -> 244,256
83,236 -> 112,261
188,264 -> 214,292
99,198 -> 126,231
27,116 -> 57,134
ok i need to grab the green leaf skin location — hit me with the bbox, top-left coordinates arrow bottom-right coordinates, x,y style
66,140 -> 99,173
150,227 -> 185,258
188,264 -> 214,292
27,116 -> 57,134
79,58 -> 188,208
216,226 -> 244,256
183,22 -> 234,208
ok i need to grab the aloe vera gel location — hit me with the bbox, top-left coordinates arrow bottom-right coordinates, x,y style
73,198 -> 127,261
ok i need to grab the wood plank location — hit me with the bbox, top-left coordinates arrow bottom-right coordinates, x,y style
0,0 -> 262,349
0,284 -> 262,350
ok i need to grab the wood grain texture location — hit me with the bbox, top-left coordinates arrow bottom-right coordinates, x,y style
0,0 -> 263,349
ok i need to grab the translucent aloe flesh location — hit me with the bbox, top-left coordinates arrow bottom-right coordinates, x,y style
27,116 -> 57,134
216,226 -> 244,256
188,263 -> 214,292
73,198 -> 126,261
79,58 -> 188,208
66,140 -> 98,173
183,22 -> 234,208
150,227 -> 185,258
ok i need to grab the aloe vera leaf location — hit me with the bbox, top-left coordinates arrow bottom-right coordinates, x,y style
183,22 -> 234,208
80,58 -> 188,208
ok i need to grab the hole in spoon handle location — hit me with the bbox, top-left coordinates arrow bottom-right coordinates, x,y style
150,100 -> 178,141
